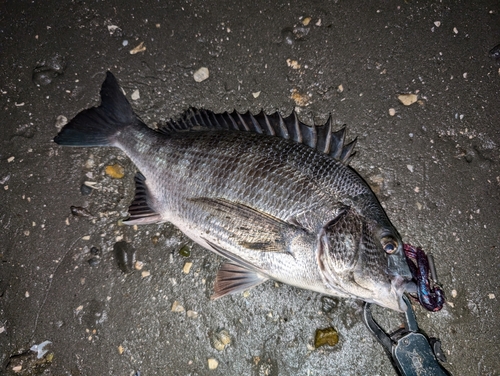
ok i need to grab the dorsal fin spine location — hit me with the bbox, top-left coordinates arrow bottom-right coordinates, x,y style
162,109 -> 356,165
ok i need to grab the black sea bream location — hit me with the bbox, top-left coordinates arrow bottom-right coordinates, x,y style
55,72 -> 413,311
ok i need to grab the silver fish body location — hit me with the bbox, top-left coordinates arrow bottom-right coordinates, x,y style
55,72 -> 412,311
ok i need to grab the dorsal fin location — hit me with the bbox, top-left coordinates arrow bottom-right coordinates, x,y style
160,108 -> 357,165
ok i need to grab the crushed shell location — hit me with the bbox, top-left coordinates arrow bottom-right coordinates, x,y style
314,327 -> 339,348
105,163 -> 125,179
212,329 -> 231,351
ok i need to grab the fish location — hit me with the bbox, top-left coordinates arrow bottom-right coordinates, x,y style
54,72 -> 413,311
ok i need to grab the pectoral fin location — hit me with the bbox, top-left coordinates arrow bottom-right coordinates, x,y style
192,197 -> 295,253
211,261 -> 268,300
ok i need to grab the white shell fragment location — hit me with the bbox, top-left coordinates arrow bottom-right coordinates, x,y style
30,340 -> 52,359
131,90 -> 140,100
129,41 -> 146,54
398,94 -> 418,106
193,67 -> 209,82
207,358 -> 219,369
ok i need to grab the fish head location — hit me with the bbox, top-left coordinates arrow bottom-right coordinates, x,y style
317,208 -> 413,311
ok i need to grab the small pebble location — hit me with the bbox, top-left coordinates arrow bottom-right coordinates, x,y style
114,241 -> 136,273
212,329 -> 231,351
388,108 -> 396,116
187,310 -> 198,318
252,91 -> 261,98
337,84 -> 344,93
7,156 -> 14,163
488,293 -> 495,299
171,301 -> 185,312
451,289 -> 457,298
407,165 -> 414,173
302,17 -> 311,26
179,245 -> 191,257
183,262 -> 193,274
88,257 -> 100,267
207,358 -> 219,370
141,270 -> 151,278
122,40 -> 129,46
398,94 -> 418,106
434,21 -> 441,27
286,59 -> 301,69
489,44 -> 500,59
131,90 -> 140,100
134,261 -> 144,270
453,27 -> 458,34
193,67 -> 209,82
290,89 -> 309,107
105,163 -> 125,179
118,345 -> 124,355
55,115 -> 68,130
80,183 -> 93,196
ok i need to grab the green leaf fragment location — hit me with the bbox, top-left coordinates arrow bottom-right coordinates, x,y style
314,327 -> 339,348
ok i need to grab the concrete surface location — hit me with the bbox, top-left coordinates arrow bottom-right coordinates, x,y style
1,0 -> 499,375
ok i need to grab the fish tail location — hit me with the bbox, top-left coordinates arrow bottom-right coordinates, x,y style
54,72 -> 135,147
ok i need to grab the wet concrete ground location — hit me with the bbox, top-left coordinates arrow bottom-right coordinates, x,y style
1,1 -> 499,375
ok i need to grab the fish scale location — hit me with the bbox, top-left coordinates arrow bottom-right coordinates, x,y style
54,72 -> 414,311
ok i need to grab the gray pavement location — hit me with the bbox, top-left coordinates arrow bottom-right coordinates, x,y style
1,1 -> 499,375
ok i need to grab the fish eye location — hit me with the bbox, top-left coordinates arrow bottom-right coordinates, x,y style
381,236 -> 398,254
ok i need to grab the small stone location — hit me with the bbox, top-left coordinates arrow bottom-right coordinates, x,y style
141,270 -> 151,278
88,257 -> 100,267
207,358 -> 219,370
434,21 -> 441,27
55,115 -> 68,130
187,310 -> 198,318
398,94 -> 418,106
414,186 -> 420,193
337,84 -> 344,93
389,108 -> 396,116
129,41 -> 146,54
286,59 -> 301,69
82,235 -> 91,240
114,241 -> 136,273
12,365 -> 22,372
80,183 -> 93,196
105,163 -> 125,179
407,165 -> 414,173
118,345 -> 124,354
7,156 -> 14,163
451,289 -> 457,298
453,27 -> 458,34
488,293 -> 495,299
315,18 -> 322,26
131,89 -> 140,100
252,91 -> 261,98
193,67 -> 209,82
314,327 -> 339,348
171,301 -> 185,312
302,17 -> 311,26
134,261 -> 144,270
183,261 -> 193,274
179,245 -> 191,257
212,329 -> 231,351
25,291 -> 30,298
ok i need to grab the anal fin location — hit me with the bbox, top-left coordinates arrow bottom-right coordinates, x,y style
122,172 -> 162,225
211,261 -> 268,300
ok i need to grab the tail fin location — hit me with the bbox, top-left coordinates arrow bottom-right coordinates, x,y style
54,72 -> 135,147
